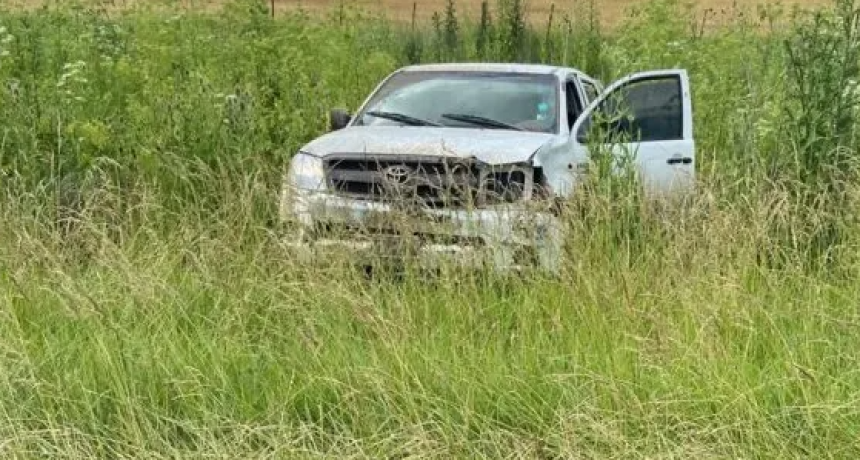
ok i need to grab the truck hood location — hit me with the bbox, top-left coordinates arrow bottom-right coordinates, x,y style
301,126 -> 556,165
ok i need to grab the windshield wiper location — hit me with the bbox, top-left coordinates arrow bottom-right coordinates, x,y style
441,113 -> 523,131
365,110 -> 442,127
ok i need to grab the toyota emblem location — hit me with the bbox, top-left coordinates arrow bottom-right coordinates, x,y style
382,164 -> 413,184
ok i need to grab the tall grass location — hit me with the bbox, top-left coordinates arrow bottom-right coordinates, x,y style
1,0 -> 860,457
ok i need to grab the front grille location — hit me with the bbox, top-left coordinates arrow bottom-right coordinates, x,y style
323,153 -> 530,209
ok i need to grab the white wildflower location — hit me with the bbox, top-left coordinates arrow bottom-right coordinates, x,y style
56,61 -> 89,102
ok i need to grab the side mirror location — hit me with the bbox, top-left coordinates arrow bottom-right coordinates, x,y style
329,108 -> 352,131
574,118 -> 590,144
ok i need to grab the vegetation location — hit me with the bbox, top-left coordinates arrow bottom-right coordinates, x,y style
1,0 -> 860,456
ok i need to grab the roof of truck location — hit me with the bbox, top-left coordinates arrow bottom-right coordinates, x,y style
399,62 -> 585,77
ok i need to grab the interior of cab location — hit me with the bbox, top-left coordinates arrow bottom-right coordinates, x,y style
565,79 -> 584,130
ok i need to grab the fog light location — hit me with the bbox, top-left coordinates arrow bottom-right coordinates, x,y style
513,245 -> 538,266
534,223 -> 548,242
511,214 -> 534,237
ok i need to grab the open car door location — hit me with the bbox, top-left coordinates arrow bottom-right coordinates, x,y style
538,69 -> 695,198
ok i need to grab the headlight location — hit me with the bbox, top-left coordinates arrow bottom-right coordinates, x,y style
287,152 -> 326,191
481,164 -> 533,204
280,152 -> 324,227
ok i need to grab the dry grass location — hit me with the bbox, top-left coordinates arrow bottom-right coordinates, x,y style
8,0 -> 832,27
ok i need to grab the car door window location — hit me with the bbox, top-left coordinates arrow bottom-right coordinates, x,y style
565,79 -> 583,130
577,75 -> 683,143
581,80 -> 600,103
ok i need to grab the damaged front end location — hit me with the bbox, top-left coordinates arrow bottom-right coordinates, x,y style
279,152 -> 563,273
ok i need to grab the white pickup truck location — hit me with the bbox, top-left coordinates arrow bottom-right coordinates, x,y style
279,63 -> 695,272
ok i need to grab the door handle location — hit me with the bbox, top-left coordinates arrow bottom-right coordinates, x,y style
667,156 -> 692,165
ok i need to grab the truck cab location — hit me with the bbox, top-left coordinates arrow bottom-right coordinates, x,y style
280,63 -> 695,272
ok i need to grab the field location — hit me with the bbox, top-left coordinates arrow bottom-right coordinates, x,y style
10,0 -> 833,25
2,0 -> 860,457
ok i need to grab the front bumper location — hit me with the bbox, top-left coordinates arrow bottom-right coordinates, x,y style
280,189 -> 563,273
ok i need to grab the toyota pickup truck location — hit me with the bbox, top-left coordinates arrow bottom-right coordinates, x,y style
279,63 -> 695,273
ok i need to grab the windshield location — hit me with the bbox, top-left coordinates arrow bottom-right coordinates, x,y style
354,71 -> 560,133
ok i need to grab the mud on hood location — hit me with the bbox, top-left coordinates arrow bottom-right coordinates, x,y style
301,126 -> 556,165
